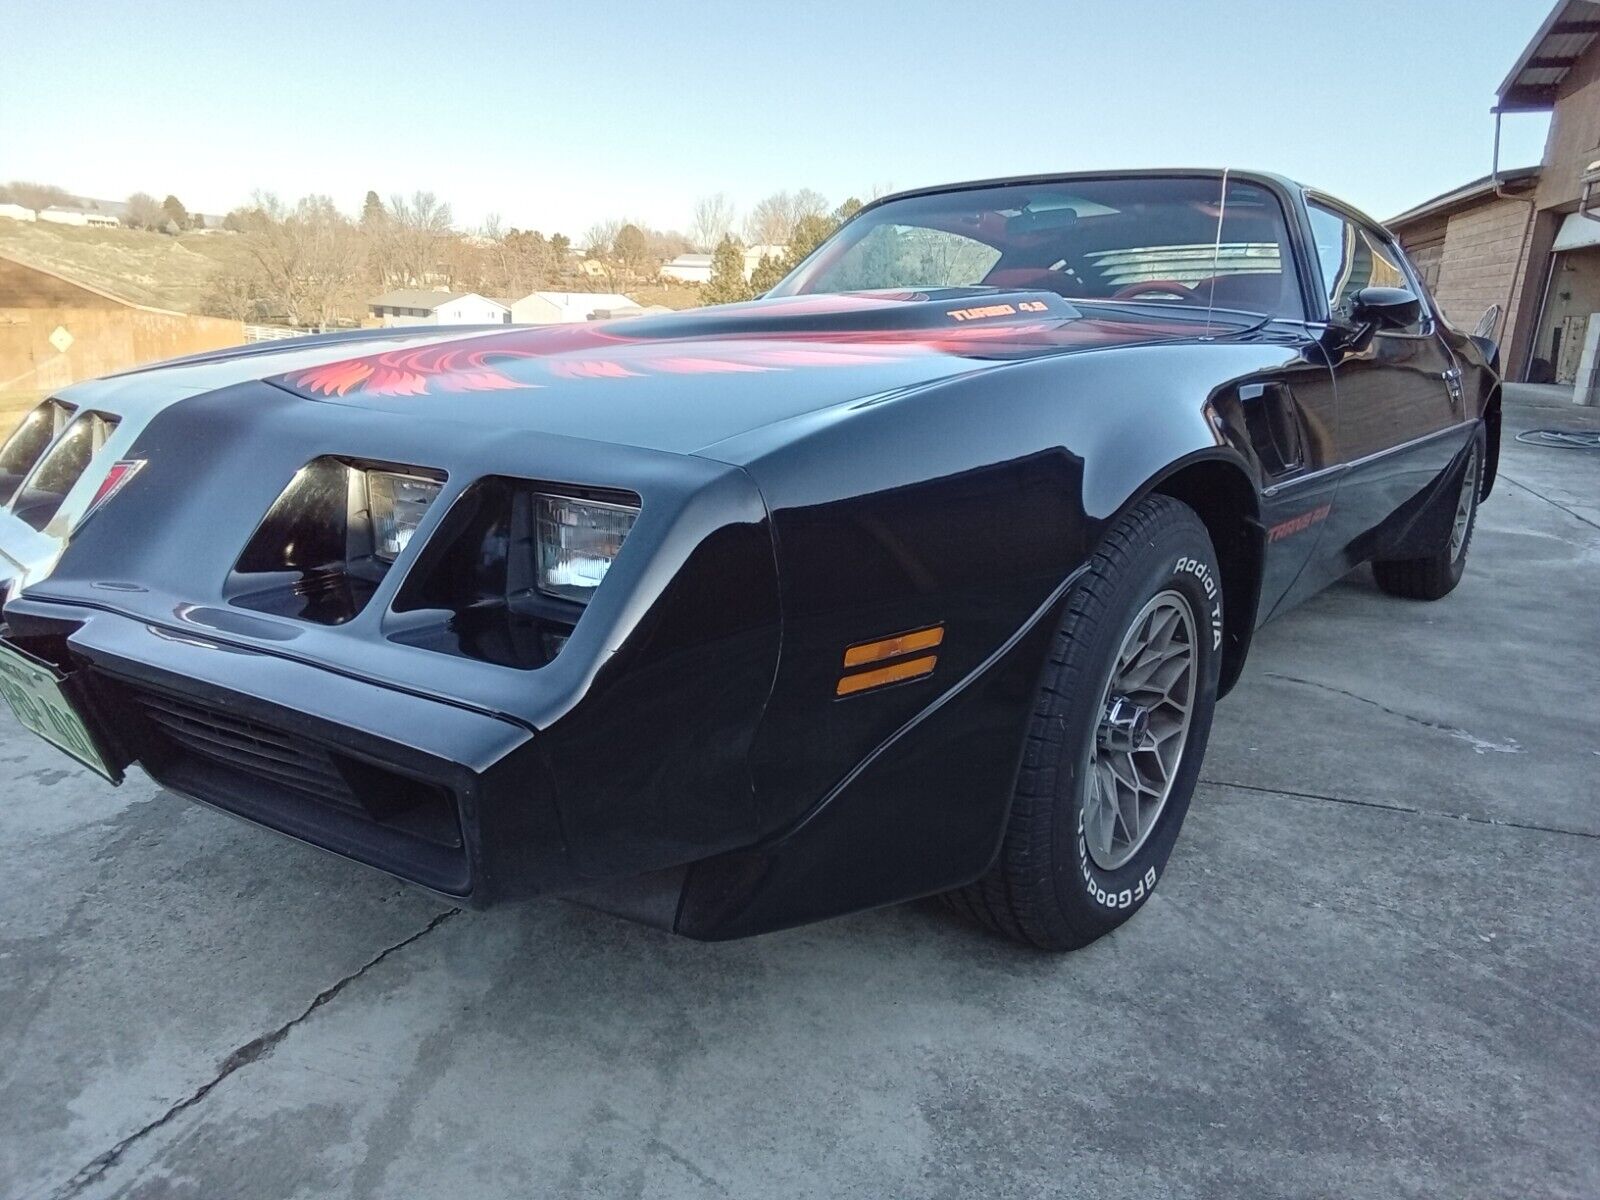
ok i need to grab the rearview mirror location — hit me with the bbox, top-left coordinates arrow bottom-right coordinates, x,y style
1350,286 -> 1421,331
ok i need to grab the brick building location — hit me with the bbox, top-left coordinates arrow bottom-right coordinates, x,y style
1389,0 -> 1600,383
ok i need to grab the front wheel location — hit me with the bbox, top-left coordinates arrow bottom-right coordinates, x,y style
944,494 -> 1223,951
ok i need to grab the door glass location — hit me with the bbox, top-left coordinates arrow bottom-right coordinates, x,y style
1307,203 -> 1423,332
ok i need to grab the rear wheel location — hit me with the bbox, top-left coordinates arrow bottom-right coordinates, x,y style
944,494 -> 1223,951
1373,438 -> 1481,601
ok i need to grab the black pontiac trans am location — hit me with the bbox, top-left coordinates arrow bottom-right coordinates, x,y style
0,171 -> 1498,949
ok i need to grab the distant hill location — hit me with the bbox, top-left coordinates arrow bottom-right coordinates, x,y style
0,216 -> 241,313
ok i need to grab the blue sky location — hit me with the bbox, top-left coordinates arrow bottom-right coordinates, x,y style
0,0 -> 1557,235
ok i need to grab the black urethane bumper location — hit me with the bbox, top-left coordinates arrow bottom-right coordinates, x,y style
6,600 -> 566,905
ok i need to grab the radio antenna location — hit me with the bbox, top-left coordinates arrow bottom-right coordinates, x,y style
1203,168 -> 1229,338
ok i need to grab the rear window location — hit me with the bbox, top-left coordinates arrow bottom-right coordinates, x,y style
776,175 -> 1304,320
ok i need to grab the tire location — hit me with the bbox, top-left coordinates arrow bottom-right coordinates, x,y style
944,494 -> 1223,951
1372,438 -> 1481,601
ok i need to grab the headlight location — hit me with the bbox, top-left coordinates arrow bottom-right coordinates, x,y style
535,494 -> 638,602
367,470 -> 443,561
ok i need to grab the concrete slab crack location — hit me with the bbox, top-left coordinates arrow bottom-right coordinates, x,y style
1201,777 -> 1598,840
1500,471 -> 1600,532
1263,672 -> 1523,755
45,908 -> 460,1200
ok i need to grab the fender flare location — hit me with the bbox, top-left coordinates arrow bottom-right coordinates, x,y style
1086,446 -> 1266,698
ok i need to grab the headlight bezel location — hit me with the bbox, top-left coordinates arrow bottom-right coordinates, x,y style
229,455 -> 447,626
389,476 -> 641,670
0,399 -> 77,506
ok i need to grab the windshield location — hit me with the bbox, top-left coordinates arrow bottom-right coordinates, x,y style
772,175 -> 1303,321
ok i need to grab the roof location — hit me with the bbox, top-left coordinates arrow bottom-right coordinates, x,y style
1386,166 -> 1542,228
1498,0 -> 1600,111
666,254 -> 713,267
861,167 -> 1309,217
369,290 -> 507,311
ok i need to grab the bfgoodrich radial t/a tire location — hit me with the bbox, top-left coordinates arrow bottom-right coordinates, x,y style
945,494 -> 1223,951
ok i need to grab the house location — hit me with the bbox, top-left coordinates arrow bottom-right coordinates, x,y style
37,207 -> 118,229
661,253 -> 713,284
367,290 -> 511,327
0,202 -> 36,222
510,291 -> 642,325
661,245 -> 792,285
1389,0 -> 1600,383
743,245 -> 789,276
576,259 -> 609,280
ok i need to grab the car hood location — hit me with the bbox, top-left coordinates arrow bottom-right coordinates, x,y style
54,325 -> 508,419
268,291 -> 1218,455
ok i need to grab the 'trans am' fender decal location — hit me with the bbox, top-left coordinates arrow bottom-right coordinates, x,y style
1267,503 -> 1332,543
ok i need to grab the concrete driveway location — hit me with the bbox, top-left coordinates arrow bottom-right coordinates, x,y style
3,391 -> 1596,1200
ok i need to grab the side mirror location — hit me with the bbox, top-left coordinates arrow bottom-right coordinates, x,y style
1350,286 -> 1421,331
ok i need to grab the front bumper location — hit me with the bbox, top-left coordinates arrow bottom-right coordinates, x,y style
5,599 -> 561,904
3,386 -> 786,913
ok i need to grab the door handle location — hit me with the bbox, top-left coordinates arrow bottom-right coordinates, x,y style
1441,366 -> 1463,408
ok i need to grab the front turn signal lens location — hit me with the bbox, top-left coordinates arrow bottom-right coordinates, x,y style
535,494 -> 638,602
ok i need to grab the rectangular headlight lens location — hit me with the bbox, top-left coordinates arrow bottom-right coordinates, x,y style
535,494 -> 638,602
367,470 -> 442,561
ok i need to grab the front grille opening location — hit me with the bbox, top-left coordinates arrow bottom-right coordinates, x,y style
0,399 -> 75,506
228,456 -> 445,626
124,682 -> 468,892
11,410 -> 116,530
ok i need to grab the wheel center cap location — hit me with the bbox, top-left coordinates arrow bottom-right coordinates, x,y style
1098,694 -> 1151,753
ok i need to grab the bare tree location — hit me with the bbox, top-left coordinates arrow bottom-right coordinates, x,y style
690,193 -> 736,252
233,194 -> 367,329
583,218 -> 623,260
647,227 -> 693,261
613,223 -> 654,280
744,189 -> 830,247
201,263 -> 264,322
3,180 -> 72,215
123,192 -> 163,230
375,191 -> 454,288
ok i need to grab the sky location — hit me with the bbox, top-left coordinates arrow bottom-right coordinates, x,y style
0,0 -> 1559,237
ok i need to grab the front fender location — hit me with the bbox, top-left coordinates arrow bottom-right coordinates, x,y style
680,341 -> 1292,935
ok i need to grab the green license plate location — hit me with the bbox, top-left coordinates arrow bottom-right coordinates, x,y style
0,639 -> 118,782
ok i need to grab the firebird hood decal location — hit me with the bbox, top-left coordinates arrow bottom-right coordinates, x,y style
270,291 -> 1220,454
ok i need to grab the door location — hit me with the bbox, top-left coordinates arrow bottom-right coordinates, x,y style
1299,202 -> 1469,587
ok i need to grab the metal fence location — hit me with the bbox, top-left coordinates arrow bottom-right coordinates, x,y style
242,324 -> 310,343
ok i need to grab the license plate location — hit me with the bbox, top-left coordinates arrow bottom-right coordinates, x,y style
0,639 -> 119,782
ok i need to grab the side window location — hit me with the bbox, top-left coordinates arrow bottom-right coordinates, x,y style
1307,202 -> 1426,333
